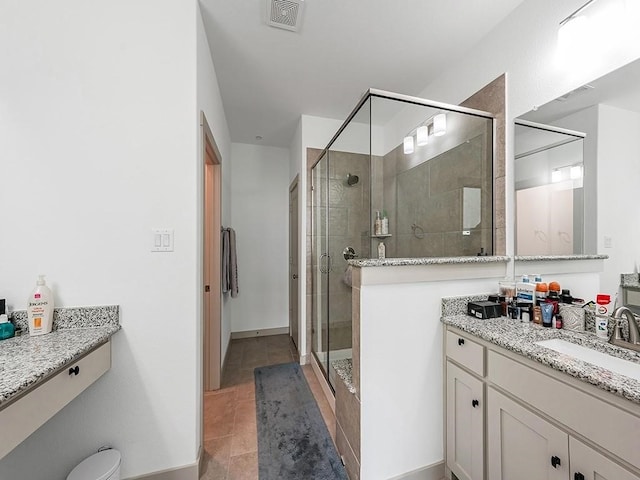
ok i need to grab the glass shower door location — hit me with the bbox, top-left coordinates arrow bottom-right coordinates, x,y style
311,152 -> 329,376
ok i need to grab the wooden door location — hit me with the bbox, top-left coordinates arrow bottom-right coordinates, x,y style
487,387 -> 568,480
203,114 -> 221,391
447,361 -> 484,480
289,176 -> 299,351
570,437 -> 640,480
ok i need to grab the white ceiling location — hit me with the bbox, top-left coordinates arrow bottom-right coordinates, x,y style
199,0 -> 525,148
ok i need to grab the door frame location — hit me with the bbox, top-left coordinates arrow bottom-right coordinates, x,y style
289,175 -> 300,352
202,112 -> 222,392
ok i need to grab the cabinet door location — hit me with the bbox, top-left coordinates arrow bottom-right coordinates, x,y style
447,362 -> 484,480
487,387 -> 568,480
570,437 -> 640,480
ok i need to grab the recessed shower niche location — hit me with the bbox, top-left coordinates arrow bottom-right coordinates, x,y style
310,89 -> 496,390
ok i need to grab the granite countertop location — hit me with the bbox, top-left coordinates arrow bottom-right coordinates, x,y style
0,305 -> 120,408
332,358 -> 355,394
514,254 -> 608,261
442,315 -> 640,404
348,255 -> 510,268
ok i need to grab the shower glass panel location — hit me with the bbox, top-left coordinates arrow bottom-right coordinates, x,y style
311,151 -> 329,375
310,90 -> 494,392
370,96 -> 494,257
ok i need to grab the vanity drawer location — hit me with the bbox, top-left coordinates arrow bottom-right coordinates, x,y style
0,341 -> 111,460
446,330 -> 485,377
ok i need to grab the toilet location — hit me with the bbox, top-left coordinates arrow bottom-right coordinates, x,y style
67,449 -> 121,480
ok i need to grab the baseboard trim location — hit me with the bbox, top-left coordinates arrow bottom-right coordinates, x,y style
388,460 -> 445,480
231,326 -> 289,339
221,332 -> 232,372
125,455 -> 200,480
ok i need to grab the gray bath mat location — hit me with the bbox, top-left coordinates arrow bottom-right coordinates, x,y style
254,363 -> 348,480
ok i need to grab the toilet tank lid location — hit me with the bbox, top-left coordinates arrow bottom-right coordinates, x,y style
68,449 -> 121,480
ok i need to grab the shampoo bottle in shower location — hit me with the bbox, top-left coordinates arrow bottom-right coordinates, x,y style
378,241 -> 386,259
374,211 -> 382,235
27,275 -> 54,336
381,211 -> 389,235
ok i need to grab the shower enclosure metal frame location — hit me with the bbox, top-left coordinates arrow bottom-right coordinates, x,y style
310,88 -> 495,392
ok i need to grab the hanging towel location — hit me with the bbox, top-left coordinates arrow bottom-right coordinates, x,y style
221,228 -> 230,294
228,227 -> 239,298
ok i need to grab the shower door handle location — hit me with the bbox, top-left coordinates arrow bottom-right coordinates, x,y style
319,253 -> 329,274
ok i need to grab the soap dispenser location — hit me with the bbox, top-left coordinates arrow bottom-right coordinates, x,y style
27,275 -> 54,336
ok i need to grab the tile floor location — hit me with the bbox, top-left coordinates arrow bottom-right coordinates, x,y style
200,334 -> 336,480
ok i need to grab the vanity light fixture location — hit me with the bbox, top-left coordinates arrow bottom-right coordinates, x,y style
570,164 -> 583,179
416,125 -> 429,146
403,136 -> 414,154
433,113 -> 447,136
551,168 -> 562,183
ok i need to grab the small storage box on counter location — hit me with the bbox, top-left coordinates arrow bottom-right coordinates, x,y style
467,301 -> 502,319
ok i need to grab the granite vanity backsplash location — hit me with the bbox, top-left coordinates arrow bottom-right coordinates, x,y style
11,305 -> 119,332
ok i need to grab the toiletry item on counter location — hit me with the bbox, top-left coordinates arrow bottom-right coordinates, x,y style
0,314 -> 14,340
519,302 -> 533,322
559,304 -> 585,331
374,211 -> 382,235
560,289 -> 573,304
381,211 -> 389,235
555,314 -> 563,329
540,303 -> 554,328
533,305 -> 542,325
27,275 -> 54,336
467,301 -> 502,319
377,241 -> 386,259
596,294 -> 612,316
516,281 -> 536,303
535,281 -> 548,303
596,315 -> 609,339
545,291 -> 560,315
548,281 -> 561,294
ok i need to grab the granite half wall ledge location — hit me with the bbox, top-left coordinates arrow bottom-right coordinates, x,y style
348,255 -> 510,268
515,254 -> 609,261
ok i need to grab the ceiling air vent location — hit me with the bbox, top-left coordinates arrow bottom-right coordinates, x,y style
267,0 -> 304,32
554,84 -> 595,102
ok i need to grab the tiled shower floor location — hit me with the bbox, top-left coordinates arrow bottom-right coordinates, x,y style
200,335 -> 336,479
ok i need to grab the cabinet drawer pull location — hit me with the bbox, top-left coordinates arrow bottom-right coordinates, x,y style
458,338 -> 465,346
472,399 -> 479,408
68,366 -> 80,376
551,456 -> 561,468
574,473 -> 585,480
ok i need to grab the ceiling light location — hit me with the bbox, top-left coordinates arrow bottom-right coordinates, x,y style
416,126 -> 429,146
403,136 -> 414,154
433,114 -> 447,136
551,169 -> 562,183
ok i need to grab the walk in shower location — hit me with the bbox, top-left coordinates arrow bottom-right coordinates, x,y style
311,90 -> 495,390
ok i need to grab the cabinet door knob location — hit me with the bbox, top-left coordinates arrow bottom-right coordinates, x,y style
574,473 -> 585,480
458,338 -> 465,346
551,456 -> 561,468
68,365 -> 80,376
472,399 -> 479,408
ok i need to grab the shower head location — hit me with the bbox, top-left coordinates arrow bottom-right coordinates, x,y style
346,173 -> 359,186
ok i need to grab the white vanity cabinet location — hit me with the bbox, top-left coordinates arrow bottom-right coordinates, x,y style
445,331 -> 485,480
444,326 -> 640,480
0,341 -> 111,460
570,437 -> 640,480
487,387 -> 568,480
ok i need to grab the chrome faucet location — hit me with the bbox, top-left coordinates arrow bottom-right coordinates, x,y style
609,306 -> 640,352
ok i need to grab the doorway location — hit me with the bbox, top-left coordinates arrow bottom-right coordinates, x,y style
202,112 -> 222,392
289,175 -> 300,352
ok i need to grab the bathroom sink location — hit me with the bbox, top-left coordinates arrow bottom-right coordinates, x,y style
535,339 -> 640,382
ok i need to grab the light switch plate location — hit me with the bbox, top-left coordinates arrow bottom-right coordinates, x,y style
151,229 -> 174,252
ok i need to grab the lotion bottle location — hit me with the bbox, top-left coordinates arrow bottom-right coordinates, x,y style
378,241 -> 386,259
27,275 -> 54,336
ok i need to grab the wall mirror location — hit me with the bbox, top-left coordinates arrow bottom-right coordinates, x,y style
514,58 -> 640,257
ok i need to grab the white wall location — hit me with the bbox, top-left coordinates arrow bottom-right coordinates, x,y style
230,143 -> 290,333
197,5 -> 233,365
0,1 -> 204,478
597,104 -> 640,295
